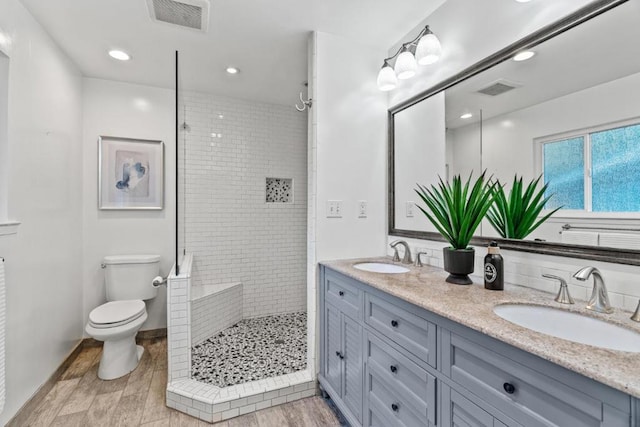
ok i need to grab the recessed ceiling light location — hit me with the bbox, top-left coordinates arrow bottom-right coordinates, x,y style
460,113 -> 473,119
513,51 -> 536,61
515,0 -> 532,2
108,50 -> 131,61
226,67 -> 239,74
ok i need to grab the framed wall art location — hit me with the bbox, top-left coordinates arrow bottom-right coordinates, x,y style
98,136 -> 164,210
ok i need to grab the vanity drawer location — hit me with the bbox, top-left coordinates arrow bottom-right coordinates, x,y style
366,331 -> 435,420
443,332 -> 612,427
325,270 -> 362,319
365,361 -> 436,427
365,293 -> 436,368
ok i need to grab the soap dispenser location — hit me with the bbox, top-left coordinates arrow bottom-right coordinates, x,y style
484,241 -> 504,291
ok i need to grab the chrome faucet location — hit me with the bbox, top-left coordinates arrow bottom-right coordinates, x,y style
390,240 -> 413,265
573,267 -> 613,314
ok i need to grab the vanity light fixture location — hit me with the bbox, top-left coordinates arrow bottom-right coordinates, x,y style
226,66 -> 239,74
376,60 -> 398,91
108,50 -> 131,61
395,46 -> 418,80
376,25 -> 442,91
460,113 -> 473,119
513,51 -> 536,61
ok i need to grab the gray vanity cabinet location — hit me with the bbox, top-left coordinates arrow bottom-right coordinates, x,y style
319,266 -> 637,427
442,385 -> 518,427
364,331 -> 437,426
322,271 -> 364,426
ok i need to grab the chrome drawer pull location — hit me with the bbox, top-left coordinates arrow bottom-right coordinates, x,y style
503,382 -> 516,394
390,365 -> 398,373
391,403 -> 399,412
338,291 -> 344,296
391,320 -> 399,328
335,351 -> 344,360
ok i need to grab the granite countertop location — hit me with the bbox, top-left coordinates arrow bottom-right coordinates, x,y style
320,257 -> 640,399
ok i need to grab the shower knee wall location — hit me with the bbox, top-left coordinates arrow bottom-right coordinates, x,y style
191,282 -> 243,346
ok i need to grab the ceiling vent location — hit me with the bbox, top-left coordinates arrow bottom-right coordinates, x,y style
146,0 -> 210,32
476,79 -> 522,96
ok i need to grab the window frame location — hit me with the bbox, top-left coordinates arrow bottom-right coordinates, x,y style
534,116 -> 640,219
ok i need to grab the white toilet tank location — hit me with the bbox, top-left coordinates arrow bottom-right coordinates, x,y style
103,255 -> 161,301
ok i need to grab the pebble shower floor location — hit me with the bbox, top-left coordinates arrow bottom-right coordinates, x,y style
191,312 -> 307,387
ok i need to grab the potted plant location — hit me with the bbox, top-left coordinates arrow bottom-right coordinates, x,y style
415,172 -> 496,285
486,175 -> 561,239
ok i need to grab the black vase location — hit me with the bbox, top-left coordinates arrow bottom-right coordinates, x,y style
442,247 -> 475,285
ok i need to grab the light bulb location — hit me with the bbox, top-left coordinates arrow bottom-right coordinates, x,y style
395,48 -> 417,80
513,51 -> 535,61
377,62 -> 398,91
415,30 -> 442,65
108,50 -> 131,61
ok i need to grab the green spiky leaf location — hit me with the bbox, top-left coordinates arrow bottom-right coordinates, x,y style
415,172 -> 496,249
486,175 -> 562,239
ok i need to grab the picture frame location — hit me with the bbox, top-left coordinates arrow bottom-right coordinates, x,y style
98,136 -> 164,210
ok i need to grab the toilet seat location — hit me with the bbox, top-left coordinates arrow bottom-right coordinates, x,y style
89,300 -> 146,329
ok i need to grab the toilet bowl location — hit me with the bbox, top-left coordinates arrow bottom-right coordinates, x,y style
86,254 -> 160,380
85,300 -> 148,380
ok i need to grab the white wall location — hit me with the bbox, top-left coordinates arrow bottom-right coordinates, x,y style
394,92 -> 445,232
181,91 -> 307,318
0,0 -> 84,423
82,78 -> 175,331
388,0 -> 593,107
313,32 -> 389,261
0,53 -> 8,221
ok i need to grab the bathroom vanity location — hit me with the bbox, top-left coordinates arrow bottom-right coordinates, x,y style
318,259 -> 640,427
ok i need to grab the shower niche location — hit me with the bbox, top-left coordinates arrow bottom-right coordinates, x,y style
265,177 -> 293,203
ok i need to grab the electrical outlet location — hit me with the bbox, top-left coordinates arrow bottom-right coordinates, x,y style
358,200 -> 367,218
406,201 -> 415,217
326,200 -> 343,218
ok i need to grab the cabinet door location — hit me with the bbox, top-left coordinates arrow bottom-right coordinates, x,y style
441,384 -> 494,427
342,314 -> 363,424
324,303 -> 342,396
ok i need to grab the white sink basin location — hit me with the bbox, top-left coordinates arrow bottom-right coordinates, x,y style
353,262 -> 410,274
494,304 -> 640,353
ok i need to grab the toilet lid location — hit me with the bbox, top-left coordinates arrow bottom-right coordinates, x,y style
89,300 -> 146,328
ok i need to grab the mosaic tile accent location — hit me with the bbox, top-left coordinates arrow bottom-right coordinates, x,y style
266,177 -> 293,203
192,312 -> 307,387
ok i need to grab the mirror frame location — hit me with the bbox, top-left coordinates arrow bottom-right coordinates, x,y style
387,0 -> 640,266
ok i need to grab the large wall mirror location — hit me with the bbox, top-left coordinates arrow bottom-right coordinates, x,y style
389,0 -> 640,265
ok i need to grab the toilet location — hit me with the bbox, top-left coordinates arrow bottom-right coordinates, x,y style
85,254 -> 160,380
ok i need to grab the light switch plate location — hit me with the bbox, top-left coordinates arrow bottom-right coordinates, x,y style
406,202 -> 415,217
358,200 -> 367,218
327,200 -> 342,218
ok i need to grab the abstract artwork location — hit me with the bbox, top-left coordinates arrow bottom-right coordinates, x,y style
98,136 -> 164,210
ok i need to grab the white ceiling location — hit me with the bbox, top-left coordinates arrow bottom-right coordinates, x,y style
21,0 -> 446,105
445,0 -> 640,129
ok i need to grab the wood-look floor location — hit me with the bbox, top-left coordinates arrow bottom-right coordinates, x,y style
18,338 -> 341,426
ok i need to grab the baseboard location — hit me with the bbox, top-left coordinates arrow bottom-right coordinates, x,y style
6,340 -> 84,427
6,327 -> 168,425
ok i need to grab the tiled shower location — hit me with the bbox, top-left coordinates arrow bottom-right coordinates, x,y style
168,80 -> 312,421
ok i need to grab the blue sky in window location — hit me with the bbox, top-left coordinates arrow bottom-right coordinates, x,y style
591,123 -> 640,212
544,137 -> 584,210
